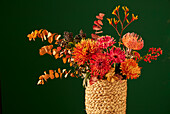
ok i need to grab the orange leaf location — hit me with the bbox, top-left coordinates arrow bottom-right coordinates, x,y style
93,25 -> 102,31
46,45 -> 53,55
48,33 -> 56,43
39,76 -> 43,80
54,54 -> 59,59
91,33 -> 100,39
42,30 -> 48,35
39,48 -> 46,55
60,73 -> 63,79
41,80 -> 44,85
70,62 -> 73,66
58,68 -> 61,73
27,34 -> 33,41
49,70 -> 54,79
43,74 -> 50,81
70,73 -> 75,77
39,80 -> 42,85
62,57 -> 67,64
76,71 -> 78,74
48,36 -> 53,43
98,20 -> 103,25
33,30 -> 39,38
60,54 -> 63,57
55,40 -> 59,45
55,72 -> 59,78
55,34 -> 61,40
95,31 -> 103,34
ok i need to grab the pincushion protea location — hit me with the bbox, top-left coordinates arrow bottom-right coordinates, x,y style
122,32 -> 144,50
120,59 -> 141,79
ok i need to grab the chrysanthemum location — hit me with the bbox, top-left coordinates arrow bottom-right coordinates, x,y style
122,32 -> 144,50
73,39 -> 99,66
108,47 -> 126,64
120,59 -> 141,79
90,53 -> 111,79
97,36 -> 116,49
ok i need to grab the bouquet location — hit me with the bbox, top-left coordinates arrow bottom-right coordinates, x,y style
27,5 -> 162,113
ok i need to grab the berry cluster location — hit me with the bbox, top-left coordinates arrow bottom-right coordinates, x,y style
144,48 -> 162,63
133,51 -> 141,61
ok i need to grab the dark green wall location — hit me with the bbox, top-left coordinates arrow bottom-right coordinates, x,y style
1,0 -> 170,114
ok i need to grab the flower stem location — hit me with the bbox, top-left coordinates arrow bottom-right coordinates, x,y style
117,11 -> 123,29
111,24 -> 121,36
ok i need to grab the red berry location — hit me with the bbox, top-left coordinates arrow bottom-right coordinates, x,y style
160,50 -> 162,55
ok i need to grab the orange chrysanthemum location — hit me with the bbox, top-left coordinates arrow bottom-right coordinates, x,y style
73,39 -> 99,66
122,32 -> 144,50
120,59 -> 141,79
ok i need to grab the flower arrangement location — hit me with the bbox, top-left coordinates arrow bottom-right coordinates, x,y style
27,5 -> 162,86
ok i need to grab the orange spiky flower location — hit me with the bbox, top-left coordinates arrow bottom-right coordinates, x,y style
120,59 -> 141,79
122,32 -> 144,50
73,39 -> 99,66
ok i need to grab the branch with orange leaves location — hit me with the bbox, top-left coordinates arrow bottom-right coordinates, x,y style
27,29 -> 61,43
37,68 -> 79,85
107,6 -> 138,46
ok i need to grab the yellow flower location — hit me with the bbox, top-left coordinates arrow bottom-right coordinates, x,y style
112,5 -> 120,15
122,6 -> 129,14
126,13 -> 129,23
107,18 -> 113,25
132,14 -> 138,21
113,18 -> 120,25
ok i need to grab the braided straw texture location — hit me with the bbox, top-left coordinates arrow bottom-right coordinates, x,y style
85,80 -> 127,114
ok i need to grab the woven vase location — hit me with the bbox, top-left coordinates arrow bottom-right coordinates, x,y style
85,80 -> 127,114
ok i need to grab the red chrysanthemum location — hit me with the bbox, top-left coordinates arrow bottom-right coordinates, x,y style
73,39 -> 99,66
108,47 -> 126,64
122,32 -> 144,50
90,53 -> 111,79
97,36 -> 116,49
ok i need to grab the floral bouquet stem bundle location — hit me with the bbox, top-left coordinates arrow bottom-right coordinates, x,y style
27,5 -> 162,114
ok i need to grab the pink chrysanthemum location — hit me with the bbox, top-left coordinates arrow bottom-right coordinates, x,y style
108,47 -> 126,64
90,53 -> 111,79
122,32 -> 144,50
97,36 -> 116,49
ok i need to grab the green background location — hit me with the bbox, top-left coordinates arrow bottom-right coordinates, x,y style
1,0 -> 170,114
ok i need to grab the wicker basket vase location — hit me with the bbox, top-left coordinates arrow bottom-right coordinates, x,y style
85,80 -> 127,114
